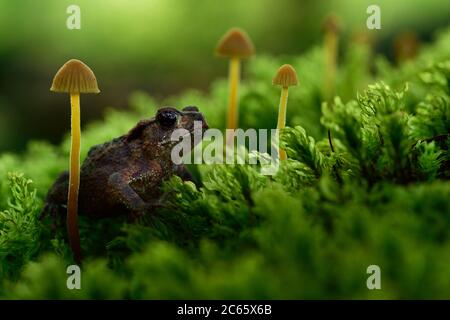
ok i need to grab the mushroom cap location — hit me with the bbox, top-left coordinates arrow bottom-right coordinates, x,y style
272,64 -> 298,87
51,59 -> 100,93
323,14 -> 341,34
216,28 -> 255,59
351,31 -> 374,46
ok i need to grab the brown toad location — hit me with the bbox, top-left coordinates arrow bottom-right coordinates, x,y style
42,106 -> 207,221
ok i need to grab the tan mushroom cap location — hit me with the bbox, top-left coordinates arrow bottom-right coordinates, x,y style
394,32 -> 420,60
216,28 -> 255,59
51,59 -> 100,93
272,64 -> 298,87
323,14 -> 341,34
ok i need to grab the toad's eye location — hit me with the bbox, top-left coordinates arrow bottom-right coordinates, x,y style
156,110 -> 178,128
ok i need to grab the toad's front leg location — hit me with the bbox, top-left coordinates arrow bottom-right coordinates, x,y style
107,162 -> 164,220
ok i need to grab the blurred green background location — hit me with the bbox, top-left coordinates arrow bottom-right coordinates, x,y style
0,0 -> 449,152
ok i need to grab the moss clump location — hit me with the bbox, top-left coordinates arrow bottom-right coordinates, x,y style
0,28 -> 450,299
0,173 -> 41,280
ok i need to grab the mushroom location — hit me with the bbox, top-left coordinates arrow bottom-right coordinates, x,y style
323,14 -> 341,153
51,59 -> 100,264
216,28 -> 255,146
394,32 -> 419,65
272,64 -> 298,160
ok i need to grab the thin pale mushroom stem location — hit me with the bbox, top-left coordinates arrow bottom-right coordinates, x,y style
325,27 -> 338,153
226,57 -> 240,146
68,93 -> 82,264
277,86 -> 289,160
324,30 -> 338,102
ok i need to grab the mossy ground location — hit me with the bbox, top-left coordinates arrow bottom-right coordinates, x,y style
0,28 -> 449,299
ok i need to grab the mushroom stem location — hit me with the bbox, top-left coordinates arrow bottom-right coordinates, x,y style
277,87 -> 289,160
324,30 -> 338,102
324,17 -> 339,154
226,57 -> 240,145
68,93 -> 82,264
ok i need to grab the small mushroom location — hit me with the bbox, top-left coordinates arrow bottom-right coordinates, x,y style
394,32 -> 419,65
216,28 -> 255,145
51,59 -> 100,264
272,64 -> 298,160
323,14 -> 341,153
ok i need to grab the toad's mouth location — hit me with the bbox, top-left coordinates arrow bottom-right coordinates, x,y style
160,126 -> 207,146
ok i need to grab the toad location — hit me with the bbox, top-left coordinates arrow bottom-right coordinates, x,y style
42,106 -> 208,221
